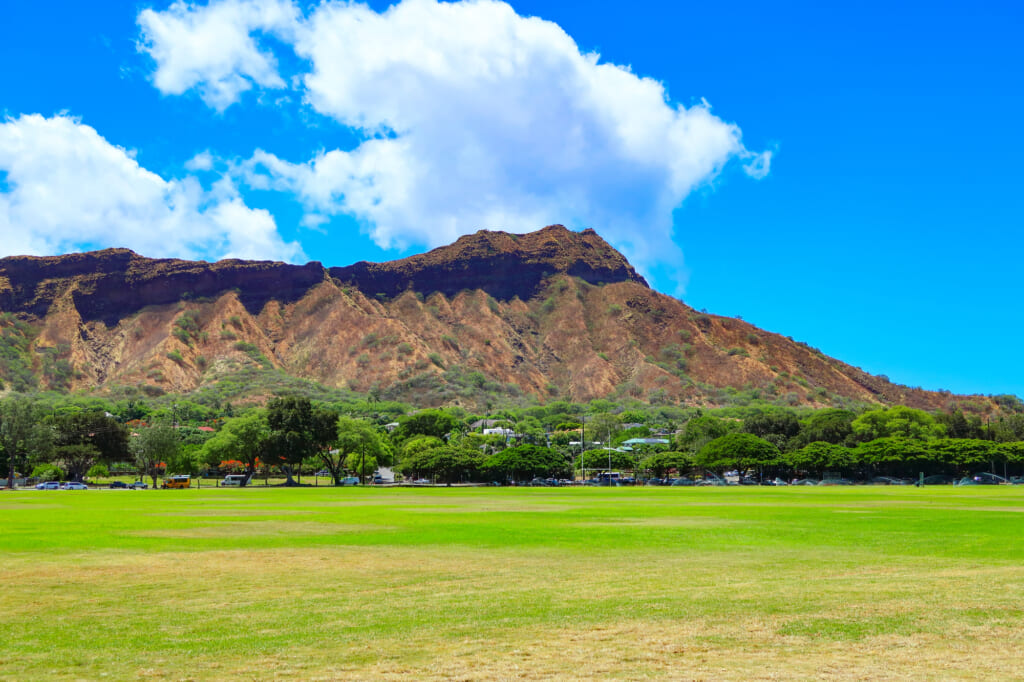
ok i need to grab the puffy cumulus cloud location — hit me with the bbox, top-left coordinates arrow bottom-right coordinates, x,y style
0,114 -> 304,262
141,0 -> 770,273
138,0 -> 300,110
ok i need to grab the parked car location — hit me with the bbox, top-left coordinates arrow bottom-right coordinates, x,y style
61,482 -> 89,490
109,480 -> 128,489
35,481 -> 61,490
221,474 -> 247,487
670,477 -> 695,486
315,470 -> 331,477
340,477 -> 360,486
128,481 -> 148,489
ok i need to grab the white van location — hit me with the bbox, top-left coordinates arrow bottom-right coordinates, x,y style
221,474 -> 247,487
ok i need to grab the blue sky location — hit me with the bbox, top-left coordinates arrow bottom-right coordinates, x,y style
1,0 -> 1022,398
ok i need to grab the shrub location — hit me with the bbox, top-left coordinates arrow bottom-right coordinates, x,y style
428,352 -> 444,368
171,327 -> 192,346
31,464 -> 63,482
220,329 -> 237,340
608,304 -> 622,315
397,342 -> 414,356
166,350 -> 184,364
86,464 -> 109,479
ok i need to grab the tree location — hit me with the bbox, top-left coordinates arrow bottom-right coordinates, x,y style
640,451 -> 692,478
793,409 -> 856,447
695,433 -> 780,474
397,446 -> 483,484
265,397 -> 323,485
675,415 -> 737,454
785,442 -> 856,477
0,395 -> 51,488
391,409 -> 460,443
132,423 -> 180,487
54,444 -> 101,482
200,410 -> 269,479
483,445 -> 568,482
852,406 -> 945,442
330,417 -> 388,484
853,437 -> 930,476
345,452 -> 378,479
936,410 -> 983,440
927,438 -> 1002,472
742,409 -> 800,451
579,449 -> 634,474
396,435 -> 444,479
586,412 -> 622,447
46,410 -> 128,481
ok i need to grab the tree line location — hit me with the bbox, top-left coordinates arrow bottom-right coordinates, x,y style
4,392 -> 1024,487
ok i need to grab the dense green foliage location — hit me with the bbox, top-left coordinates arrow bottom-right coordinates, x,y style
5,381 -> 1024,487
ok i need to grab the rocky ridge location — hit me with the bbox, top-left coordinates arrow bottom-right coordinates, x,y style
0,225 -> 994,411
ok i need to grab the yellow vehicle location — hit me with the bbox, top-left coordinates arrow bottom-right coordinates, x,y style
163,475 -> 191,489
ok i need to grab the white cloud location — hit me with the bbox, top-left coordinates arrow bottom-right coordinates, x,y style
185,150 -> 215,171
138,0 -> 300,111
0,114 -> 304,263
141,0 -> 770,274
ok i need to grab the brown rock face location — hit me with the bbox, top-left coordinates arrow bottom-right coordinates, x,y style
0,249 -> 327,326
0,226 -> 995,412
330,225 -> 648,300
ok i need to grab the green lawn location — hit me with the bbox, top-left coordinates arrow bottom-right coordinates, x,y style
2,486 -> 1023,680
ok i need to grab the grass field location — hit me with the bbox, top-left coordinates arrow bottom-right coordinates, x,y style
2,486 -> 1023,680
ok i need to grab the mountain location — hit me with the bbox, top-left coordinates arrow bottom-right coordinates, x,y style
0,225 -> 993,411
